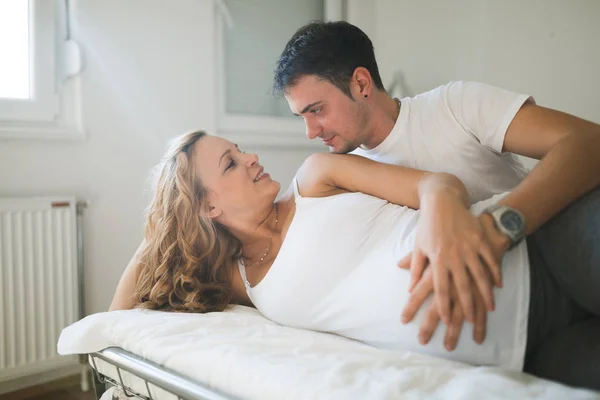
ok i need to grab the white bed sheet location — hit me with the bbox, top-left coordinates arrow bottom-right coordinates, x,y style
58,306 -> 599,400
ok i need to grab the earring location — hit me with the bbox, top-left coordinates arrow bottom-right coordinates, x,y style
363,94 -> 368,99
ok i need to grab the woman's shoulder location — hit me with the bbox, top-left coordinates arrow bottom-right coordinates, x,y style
294,153 -> 350,198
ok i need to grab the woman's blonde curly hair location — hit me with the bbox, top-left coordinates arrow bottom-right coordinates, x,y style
134,130 -> 242,312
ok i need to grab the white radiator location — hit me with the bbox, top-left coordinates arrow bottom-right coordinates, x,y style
0,197 -> 81,382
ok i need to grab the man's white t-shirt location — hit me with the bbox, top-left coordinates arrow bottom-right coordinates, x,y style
352,81 -> 534,202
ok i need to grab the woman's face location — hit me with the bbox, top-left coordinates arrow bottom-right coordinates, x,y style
192,135 -> 280,221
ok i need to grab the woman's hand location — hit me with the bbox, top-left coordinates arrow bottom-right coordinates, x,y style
399,192 -> 501,324
400,264 -> 488,350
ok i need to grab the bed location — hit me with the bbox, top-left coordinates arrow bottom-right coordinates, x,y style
57,306 -> 600,400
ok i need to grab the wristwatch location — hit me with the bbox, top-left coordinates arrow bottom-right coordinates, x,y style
482,204 -> 526,250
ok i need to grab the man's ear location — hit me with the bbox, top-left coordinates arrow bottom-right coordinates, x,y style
352,66 -> 373,99
208,205 -> 222,219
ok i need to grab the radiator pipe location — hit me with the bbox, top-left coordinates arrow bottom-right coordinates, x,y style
76,200 -> 89,392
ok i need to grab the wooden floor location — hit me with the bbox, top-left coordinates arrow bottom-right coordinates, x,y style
0,375 -> 96,400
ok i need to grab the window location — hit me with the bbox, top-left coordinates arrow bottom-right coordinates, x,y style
0,1 -> 29,100
0,0 -> 84,140
215,0 -> 345,147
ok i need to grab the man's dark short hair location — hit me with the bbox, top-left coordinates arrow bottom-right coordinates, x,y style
273,21 -> 385,98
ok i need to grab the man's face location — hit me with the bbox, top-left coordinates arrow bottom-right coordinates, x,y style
285,75 -> 367,154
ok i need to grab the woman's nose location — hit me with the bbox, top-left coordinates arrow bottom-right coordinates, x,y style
245,152 -> 258,166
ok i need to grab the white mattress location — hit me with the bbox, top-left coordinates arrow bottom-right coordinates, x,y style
58,306 -> 599,400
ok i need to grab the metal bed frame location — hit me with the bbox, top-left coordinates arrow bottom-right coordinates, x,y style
89,347 -> 239,400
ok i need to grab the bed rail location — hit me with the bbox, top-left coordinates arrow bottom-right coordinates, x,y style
89,347 -> 238,400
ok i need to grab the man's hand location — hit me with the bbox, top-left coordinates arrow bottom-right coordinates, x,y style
399,192 -> 501,324
400,264 -> 488,350
477,213 -> 512,260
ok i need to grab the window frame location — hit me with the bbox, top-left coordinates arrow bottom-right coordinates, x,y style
213,0 -> 345,148
0,0 -> 85,141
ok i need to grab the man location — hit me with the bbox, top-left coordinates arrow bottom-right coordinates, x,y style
273,21 -> 600,358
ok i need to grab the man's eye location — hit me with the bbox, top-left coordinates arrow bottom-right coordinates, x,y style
310,107 -> 322,115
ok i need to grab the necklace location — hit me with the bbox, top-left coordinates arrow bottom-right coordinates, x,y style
239,204 -> 279,267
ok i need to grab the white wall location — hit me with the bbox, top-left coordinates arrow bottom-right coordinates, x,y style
371,0 -> 600,123
0,0 -> 312,315
5,0 -> 597,317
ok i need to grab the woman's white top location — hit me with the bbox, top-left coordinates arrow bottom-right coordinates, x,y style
239,179 -> 530,371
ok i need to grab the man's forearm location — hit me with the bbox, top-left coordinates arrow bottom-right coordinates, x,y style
500,129 -> 600,235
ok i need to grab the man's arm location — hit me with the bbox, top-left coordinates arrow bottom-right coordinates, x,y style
402,102 -> 600,342
498,103 -> 600,244
409,103 -> 600,325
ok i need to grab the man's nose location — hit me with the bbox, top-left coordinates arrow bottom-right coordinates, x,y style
306,120 -> 322,140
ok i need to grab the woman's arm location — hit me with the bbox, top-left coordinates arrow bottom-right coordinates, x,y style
108,240 -> 145,311
296,152 -> 468,209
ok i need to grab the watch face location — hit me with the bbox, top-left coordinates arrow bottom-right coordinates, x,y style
500,210 -> 524,232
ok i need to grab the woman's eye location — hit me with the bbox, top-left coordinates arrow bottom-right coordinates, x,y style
226,159 -> 235,170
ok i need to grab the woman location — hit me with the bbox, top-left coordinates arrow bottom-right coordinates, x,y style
110,131 -> 600,390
